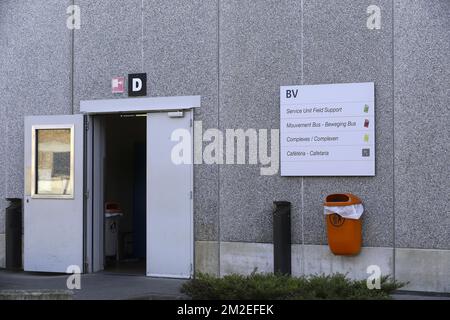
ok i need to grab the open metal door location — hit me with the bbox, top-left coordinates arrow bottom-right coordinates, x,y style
24,115 -> 85,273
147,110 -> 193,278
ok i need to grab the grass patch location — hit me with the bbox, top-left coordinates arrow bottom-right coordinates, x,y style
181,272 -> 404,300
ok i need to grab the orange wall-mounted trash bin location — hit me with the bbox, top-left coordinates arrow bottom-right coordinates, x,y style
324,193 -> 363,256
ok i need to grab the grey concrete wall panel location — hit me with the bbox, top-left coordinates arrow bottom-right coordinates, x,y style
194,163 -> 219,241
195,241 -> 219,276
0,1 -> 8,234
395,248 -> 450,292
143,0 -> 219,241
4,1 -> 72,198
194,110 -> 219,241
73,0 -> 143,110
394,0 -> 450,249
219,0 -> 303,243
143,0 -> 218,117
220,165 -> 304,243
302,0 -> 394,247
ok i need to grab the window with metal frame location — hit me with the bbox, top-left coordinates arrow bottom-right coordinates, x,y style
31,125 -> 75,198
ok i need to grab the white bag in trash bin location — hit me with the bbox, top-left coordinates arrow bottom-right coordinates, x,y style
324,204 -> 364,220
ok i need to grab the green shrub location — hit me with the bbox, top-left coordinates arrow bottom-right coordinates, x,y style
181,271 -> 404,300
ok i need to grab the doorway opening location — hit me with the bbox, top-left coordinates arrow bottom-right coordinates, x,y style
88,106 -> 194,278
101,114 -> 147,275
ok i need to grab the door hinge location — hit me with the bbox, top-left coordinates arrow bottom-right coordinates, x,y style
168,111 -> 184,118
190,263 -> 193,274
84,190 -> 90,199
190,191 -> 193,200
84,119 -> 89,131
190,119 -> 193,127
84,261 -> 89,272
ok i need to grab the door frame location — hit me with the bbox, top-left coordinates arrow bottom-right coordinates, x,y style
81,96 -> 200,275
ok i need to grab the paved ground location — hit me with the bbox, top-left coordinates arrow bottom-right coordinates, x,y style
1,270 -> 449,300
0,270 -> 187,300
391,291 -> 450,300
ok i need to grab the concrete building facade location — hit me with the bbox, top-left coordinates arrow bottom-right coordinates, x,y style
0,0 -> 449,292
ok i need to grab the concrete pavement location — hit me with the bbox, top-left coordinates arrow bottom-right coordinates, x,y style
1,270 -> 449,300
0,270 -> 187,300
391,291 -> 450,300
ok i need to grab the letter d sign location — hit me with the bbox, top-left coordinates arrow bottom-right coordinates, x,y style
128,73 -> 147,97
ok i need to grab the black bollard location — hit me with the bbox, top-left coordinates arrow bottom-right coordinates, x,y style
272,201 -> 291,275
6,198 -> 23,270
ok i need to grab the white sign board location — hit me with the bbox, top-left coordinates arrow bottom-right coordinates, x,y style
280,82 -> 375,176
